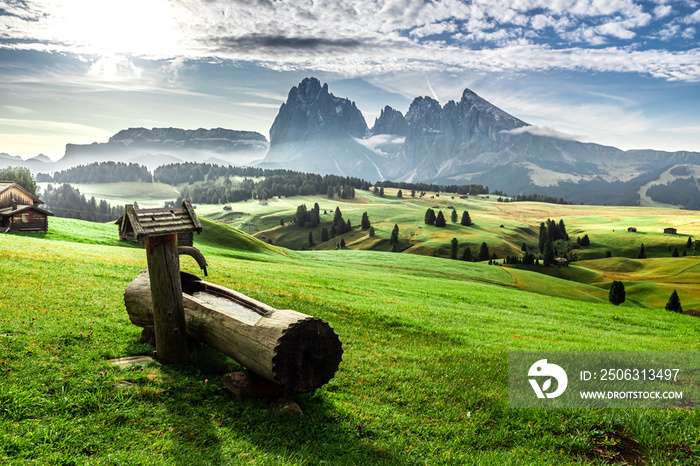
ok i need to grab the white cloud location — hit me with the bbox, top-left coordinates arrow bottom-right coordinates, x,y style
1,0 -> 700,83
500,125 -> 588,141
654,5 -> 674,18
685,9 -> 700,23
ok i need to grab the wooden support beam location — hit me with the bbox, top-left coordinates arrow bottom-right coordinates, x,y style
145,234 -> 189,364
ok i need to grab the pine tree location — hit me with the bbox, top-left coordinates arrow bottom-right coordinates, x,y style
558,219 -> 568,241
609,280 -> 626,305
435,211 -> 446,227
638,243 -> 646,259
538,222 -> 547,253
334,206 -> 343,225
397,189 -> 402,199
580,234 -> 590,247
451,209 -> 458,223
687,237 -> 693,249
308,231 -> 314,247
672,246 -> 679,257
390,224 -> 399,245
321,227 -> 329,242
461,211 -> 472,226
605,250 -> 612,258
340,238 -> 346,248
665,290 -> 682,313
478,242 -> 490,261
543,240 -> 555,266
361,212 -> 371,230
369,226 -> 375,237
425,208 -> 436,226
280,218 -> 285,226
379,187 -> 384,197
521,242 -> 527,252
462,246 -> 473,262
450,238 -> 458,259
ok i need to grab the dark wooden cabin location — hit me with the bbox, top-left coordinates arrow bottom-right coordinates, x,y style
664,227 -> 678,235
0,182 -> 53,233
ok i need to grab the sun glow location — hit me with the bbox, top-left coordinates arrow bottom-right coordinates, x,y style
41,0 -> 181,58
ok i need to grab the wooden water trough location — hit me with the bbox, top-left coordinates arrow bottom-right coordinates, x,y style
121,201 -> 342,393
124,270 -> 343,393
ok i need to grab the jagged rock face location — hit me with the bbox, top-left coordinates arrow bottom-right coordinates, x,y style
263,78 -> 383,180
269,77 -> 368,145
371,106 -> 408,136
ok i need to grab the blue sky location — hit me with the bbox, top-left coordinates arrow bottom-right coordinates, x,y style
1,0 -> 699,160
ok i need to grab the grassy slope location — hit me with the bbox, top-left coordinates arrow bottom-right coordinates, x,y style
1,218 -> 700,464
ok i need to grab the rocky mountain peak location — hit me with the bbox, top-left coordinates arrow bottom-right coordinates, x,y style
269,77 -> 368,145
372,106 -> 408,136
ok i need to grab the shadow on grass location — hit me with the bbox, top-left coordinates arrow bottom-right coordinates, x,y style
150,345 -> 402,466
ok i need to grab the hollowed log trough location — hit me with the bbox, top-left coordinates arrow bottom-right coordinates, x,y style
124,271 -> 343,393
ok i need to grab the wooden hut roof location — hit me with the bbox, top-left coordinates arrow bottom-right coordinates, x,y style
123,201 -> 202,241
0,182 -> 44,205
0,204 -> 53,216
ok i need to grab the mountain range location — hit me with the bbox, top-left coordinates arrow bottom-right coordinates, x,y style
2,77 -> 700,206
260,78 -> 700,198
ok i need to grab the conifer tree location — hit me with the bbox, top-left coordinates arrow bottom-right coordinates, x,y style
425,208 -> 436,225
340,238 -> 346,248
539,222 -> 547,253
327,185 -> 334,199
321,227 -> 329,242
672,246 -> 679,257
390,224 -> 399,245
308,231 -> 314,247
361,212 -> 371,230
521,242 -> 527,252
369,226 -> 375,237
543,240 -> 555,266
665,290 -> 682,313
461,211 -> 472,226
687,237 -> 693,249
435,211 -> 446,227
397,189 -> 403,198
638,243 -> 646,259
450,238 -> 458,259
478,242 -> 490,261
462,246 -> 473,262
379,186 -> 384,197
609,281 -> 626,305
580,234 -> 590,247
451,209 -> 458,223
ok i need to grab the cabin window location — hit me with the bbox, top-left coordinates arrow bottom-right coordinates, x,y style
22,214 -> 29,222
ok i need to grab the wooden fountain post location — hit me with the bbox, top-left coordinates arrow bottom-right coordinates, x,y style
122,202 -> 202,364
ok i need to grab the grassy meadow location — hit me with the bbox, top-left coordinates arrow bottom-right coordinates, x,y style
1,211 -> 700,464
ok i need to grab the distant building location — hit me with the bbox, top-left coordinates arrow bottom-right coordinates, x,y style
259,199 -> 268,205
628,227 -> 637,232
0,182 -> 53,233
554,257 -> 569,267
664,227 -> 678,235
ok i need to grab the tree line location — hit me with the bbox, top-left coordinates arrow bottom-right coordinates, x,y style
41,184 -> 124,222
37,162 -> 152,183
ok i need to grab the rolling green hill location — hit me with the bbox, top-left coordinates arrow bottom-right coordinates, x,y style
1,216 -> 699,464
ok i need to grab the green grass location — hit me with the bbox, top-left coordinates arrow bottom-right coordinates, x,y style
2,217 -> 700,464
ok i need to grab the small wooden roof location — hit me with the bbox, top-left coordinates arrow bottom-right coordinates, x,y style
0,181 -> 44,205
122,201 -> 202,241
0,204 -> 53,217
